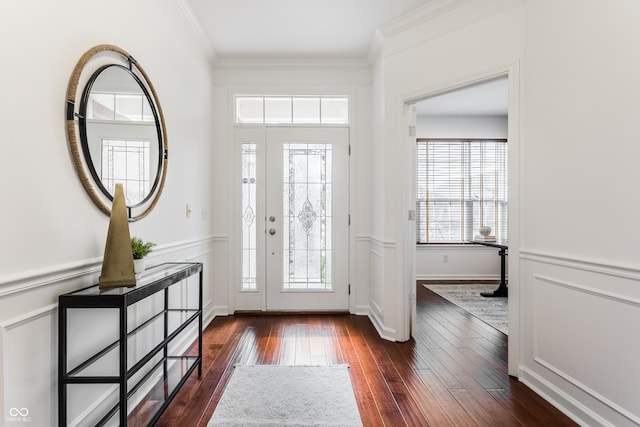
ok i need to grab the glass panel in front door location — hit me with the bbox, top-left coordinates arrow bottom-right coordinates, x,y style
241,143 -> 257,290
282,143 -> 332,290
264,127 -> 349,311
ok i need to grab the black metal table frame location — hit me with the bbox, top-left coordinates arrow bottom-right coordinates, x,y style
58,262 -> 203,426
468,240 -> 508,297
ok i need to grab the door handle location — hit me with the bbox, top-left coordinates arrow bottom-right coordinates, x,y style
269,228 -> 276,235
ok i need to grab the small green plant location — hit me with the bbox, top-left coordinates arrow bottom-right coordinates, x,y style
131,236 -> 156,260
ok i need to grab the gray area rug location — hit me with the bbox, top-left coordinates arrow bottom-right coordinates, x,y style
423,284 -> 508,335
208,364 -> 363,426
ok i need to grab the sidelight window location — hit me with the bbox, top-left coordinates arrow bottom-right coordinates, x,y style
241,143 -> 258,290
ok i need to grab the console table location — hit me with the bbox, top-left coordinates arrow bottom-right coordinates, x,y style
58,262 -> 202,426
469,240 -> 508,297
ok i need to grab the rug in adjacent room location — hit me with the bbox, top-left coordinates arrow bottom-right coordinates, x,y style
423,284 -> 508,335
208,364 -> 363,427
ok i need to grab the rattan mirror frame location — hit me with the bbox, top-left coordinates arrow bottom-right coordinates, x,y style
65,44 -> 168,221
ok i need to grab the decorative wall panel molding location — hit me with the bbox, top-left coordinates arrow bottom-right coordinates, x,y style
519,366 -> 605,427
521,249 -> 640,280
0,236 -> 217,297
1,304 -> 58,424
0,260 -> 101,298
369,236 -> 396,250
531,273 -> 640,425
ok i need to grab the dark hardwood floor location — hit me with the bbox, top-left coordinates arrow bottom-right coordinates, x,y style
155,284 -> 577,426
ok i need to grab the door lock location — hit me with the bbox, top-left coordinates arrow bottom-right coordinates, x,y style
269,228 -> 276,235
269,216 -> 276,222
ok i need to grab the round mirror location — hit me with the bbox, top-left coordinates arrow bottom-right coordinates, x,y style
66,45 -> 167,221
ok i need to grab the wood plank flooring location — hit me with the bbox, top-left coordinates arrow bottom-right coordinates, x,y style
155,284 -> 577,426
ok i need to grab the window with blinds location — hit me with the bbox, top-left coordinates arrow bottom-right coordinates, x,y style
416,139 -> 507,243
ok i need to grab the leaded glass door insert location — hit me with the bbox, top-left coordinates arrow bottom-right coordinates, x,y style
241,143 -> 257,290
101,139 -> 151,205
264,127 -> 349,311
282,143 -> 332,290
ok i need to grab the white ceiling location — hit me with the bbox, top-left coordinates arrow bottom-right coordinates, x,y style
182,0 -> 434,59
180,0 -> 508,116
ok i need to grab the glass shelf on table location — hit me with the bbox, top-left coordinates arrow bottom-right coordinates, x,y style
98,356 -> 199,427
66,309 -> 199,378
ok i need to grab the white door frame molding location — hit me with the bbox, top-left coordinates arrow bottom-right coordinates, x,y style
232,126 -> 351,312
397,62 -> 521,376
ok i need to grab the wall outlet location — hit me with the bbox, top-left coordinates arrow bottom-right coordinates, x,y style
443,254 -> 448,262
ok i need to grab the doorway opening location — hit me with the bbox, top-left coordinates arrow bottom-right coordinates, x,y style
405,71 -> 520,375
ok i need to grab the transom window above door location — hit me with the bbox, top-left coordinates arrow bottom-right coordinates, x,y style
235,96 -> 349,124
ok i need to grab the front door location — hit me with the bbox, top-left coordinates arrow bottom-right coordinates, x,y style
238,127 -> 350,311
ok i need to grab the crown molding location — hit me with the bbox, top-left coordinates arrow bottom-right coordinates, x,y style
367,29 -> 385,64
173,0 -> 217,64
366,0 -> 471,63
212,56 -> 370,70
379,0 -> 471,38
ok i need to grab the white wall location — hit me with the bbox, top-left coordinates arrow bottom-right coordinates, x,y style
415,114 -> 508,280
416,115 -> 508,139
369,0 -> 523,342
0,1 -> 216,425
373,0 -> 640,425
519,1 -> 640,425
416,244 -> 505,281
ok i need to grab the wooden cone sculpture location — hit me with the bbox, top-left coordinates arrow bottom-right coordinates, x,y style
99,184 -> 136,290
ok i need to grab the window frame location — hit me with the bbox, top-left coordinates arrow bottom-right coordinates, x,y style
416,138 -> 508,245
235,95 -> 349,125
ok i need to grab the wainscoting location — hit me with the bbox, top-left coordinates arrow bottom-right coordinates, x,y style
0,238 -> 215,427
1,304 -> 58,423
368,237 -> 397,341
520,249 -> 640,427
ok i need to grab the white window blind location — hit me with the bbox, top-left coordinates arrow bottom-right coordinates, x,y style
416,139 -> 507,243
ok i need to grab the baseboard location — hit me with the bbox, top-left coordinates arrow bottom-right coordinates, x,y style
212,305 -> 230,317
202,301 -> 216,328
519,367 -> 616,427
354,305 -> 370,316
233,310 -> 350,316
416,274 -> 502,281
418,279 -> 500,284
367,310 -> 397,342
